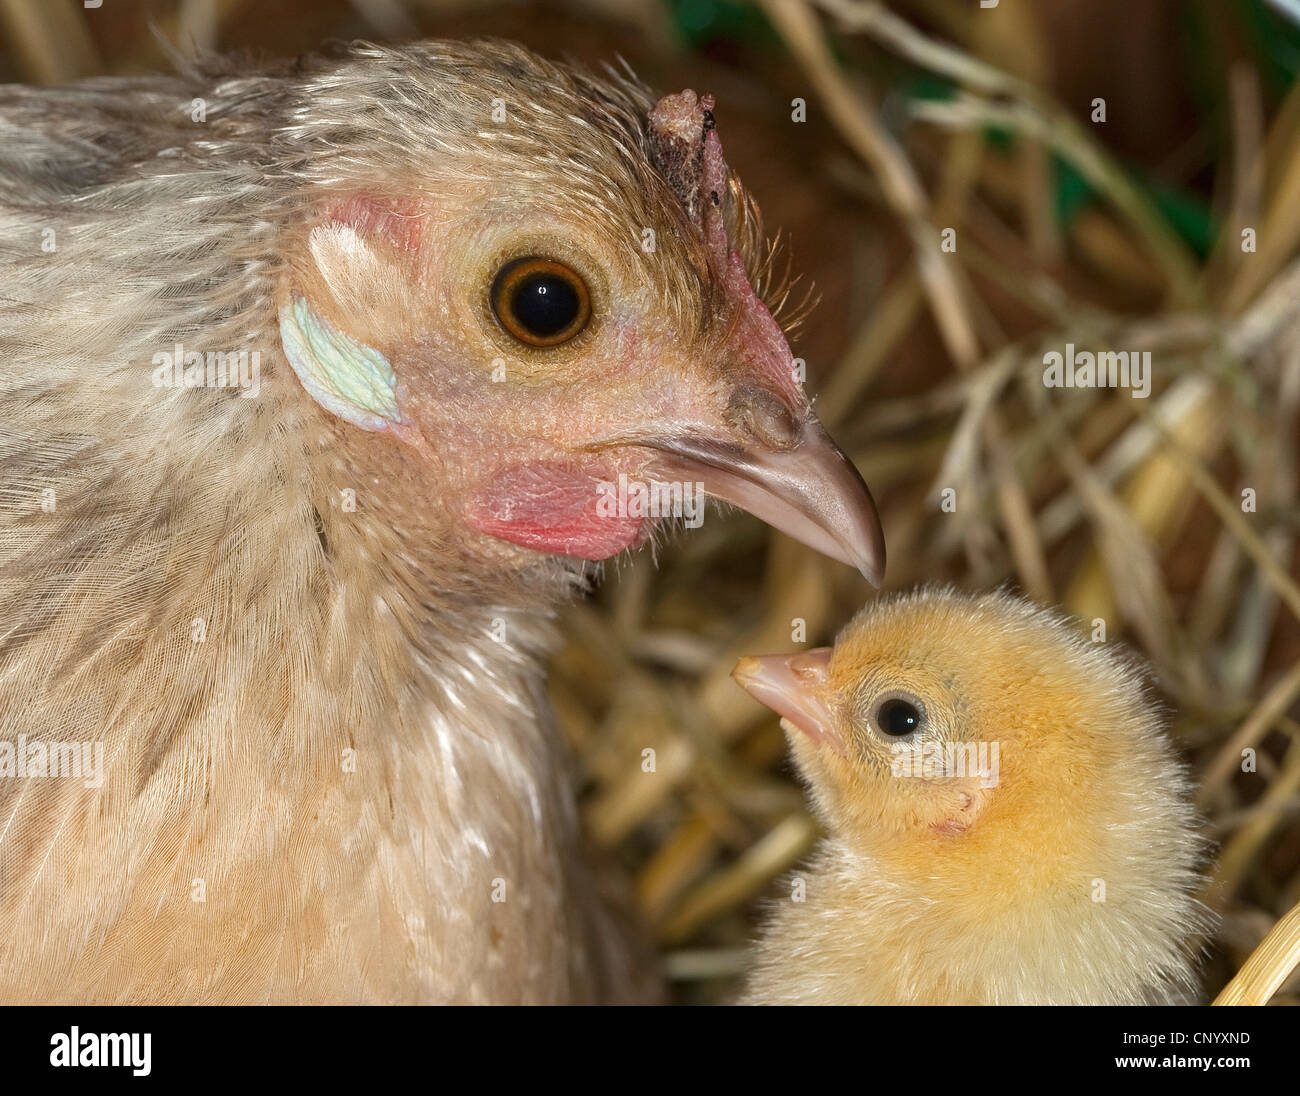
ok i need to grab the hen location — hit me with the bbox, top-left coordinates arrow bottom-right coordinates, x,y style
0,39 -> 884,1003
732,588 -> 1210,1005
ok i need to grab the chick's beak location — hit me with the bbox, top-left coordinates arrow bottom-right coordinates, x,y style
732,648 -> 842,750
642,411 -> 886,586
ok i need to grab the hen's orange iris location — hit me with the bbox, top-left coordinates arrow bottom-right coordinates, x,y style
490,257 -> 591,347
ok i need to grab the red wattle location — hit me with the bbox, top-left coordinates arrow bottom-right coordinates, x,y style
467,462 -> 647,560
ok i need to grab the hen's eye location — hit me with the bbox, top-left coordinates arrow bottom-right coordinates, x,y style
875,696 -> 925,737
490,257 -> 591,347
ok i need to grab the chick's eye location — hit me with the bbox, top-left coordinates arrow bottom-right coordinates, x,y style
490,257 -> 591,347
875,696 -> 925,737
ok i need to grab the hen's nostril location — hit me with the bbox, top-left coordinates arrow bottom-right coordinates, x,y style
724,384 -> 800,451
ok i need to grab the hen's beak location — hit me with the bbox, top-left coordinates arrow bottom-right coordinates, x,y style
732,648 -> 841,749
642,417 -> 885,585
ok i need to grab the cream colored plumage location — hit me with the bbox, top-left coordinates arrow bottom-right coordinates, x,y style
0,40 -> 884,1003
733,588 -> 1212,1005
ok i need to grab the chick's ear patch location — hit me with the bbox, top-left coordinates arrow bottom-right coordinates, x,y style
928,781 -> 994,837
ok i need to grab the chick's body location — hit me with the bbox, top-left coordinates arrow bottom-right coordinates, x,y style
734,589 -> 1211,1005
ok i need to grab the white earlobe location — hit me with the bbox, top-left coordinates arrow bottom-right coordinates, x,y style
279,296 -> 402,431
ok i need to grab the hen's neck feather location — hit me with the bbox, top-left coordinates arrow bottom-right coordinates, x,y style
0,61 -> 640,1003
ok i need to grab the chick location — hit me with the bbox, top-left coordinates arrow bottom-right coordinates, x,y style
0,40 -> 883,1004
732,588 -> 1211,1005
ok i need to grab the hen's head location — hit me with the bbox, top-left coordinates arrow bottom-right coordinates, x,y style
275,40 -> 883,590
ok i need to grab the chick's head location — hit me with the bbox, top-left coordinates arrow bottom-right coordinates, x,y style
734,588 -> 1203,907
274,40 -> 882,588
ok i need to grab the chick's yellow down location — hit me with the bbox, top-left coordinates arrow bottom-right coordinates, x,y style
733,588 -> 1212,1005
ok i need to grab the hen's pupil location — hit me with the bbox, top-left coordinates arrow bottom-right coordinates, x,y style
511,272 -> 579,337
879,698 -> 921,736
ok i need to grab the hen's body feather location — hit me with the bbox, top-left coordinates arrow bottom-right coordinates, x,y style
0,41 -> 664,1003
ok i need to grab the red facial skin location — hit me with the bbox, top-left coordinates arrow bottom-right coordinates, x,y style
467,459 -> 648,559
